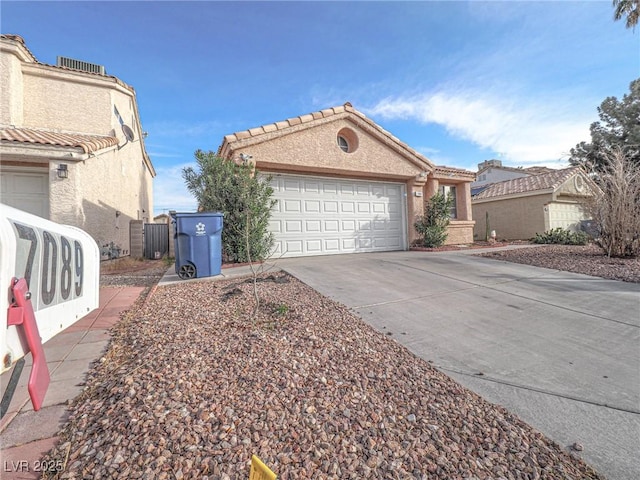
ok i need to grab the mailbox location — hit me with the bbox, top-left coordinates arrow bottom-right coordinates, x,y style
1,204 -> 99,410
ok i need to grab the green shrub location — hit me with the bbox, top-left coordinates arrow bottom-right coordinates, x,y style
414,192 -> 454,248
532,228 -> 589,245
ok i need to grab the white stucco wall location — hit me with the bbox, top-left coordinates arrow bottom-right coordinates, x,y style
473,169 -> 530,187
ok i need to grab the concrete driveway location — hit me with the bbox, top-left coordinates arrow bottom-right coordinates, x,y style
278,250 -> 640,480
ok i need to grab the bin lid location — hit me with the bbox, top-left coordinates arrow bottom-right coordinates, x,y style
171,211 -> 223,218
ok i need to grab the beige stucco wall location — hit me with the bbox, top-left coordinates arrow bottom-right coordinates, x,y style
472,194 -> 551,240
49,144 -> 153,255
446,221 -> 475,244
1,38 -> 154,256
244,118 -> 425,181
0,47 -> 24,125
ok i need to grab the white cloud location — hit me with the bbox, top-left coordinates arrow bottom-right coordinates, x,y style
153,163 -> 198,216
367,89 -> 595,166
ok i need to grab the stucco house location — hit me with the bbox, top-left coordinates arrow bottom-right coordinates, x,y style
0,34 -> 155,256
217,103 -> 475,257
473,159 -> 554,188
472,166 -> 595,240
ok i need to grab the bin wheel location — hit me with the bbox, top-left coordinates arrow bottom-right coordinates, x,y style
178,264 -> 196,279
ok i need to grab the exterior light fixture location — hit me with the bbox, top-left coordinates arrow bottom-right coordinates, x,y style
56,164 -> 68,179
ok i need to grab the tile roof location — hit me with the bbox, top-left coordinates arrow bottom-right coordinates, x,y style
0,34 -> 38,62
222,103 -> 354,144
0,126 -> 119,154
523,166 -> 556,175
472,166 -> 581,200
477,164 -> 555,176
434,165 -> 477,180
219,102 -> 436,170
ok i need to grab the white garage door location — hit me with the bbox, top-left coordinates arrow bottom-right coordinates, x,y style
548,201 -> 587,231
268,174 -> 406,257
0,169 -> 49,218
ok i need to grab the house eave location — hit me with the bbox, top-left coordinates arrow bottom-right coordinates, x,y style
0,142 -> 89,161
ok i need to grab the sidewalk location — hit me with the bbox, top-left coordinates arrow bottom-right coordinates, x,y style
0,286 -> 144,480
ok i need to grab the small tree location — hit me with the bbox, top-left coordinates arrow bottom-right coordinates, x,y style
569,79 -> 640,174
586,148 -> 640,257
414,192 -> 454,248
182,150 -> 275,263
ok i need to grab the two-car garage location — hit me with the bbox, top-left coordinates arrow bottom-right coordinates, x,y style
268,174 -> 407,258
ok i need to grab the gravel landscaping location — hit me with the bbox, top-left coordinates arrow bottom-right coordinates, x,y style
478,243 -> 640,283
42,267 -> 603,479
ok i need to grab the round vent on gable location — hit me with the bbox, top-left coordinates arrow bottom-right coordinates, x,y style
337,127 -> 359,153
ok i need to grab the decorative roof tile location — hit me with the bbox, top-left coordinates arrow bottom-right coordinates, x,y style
0,126 -> 119,154
472,166 -> 581,199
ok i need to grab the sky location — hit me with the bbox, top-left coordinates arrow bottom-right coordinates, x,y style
2,1 -> 638,215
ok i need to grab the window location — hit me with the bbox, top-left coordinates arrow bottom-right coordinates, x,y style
337,135 -> 349,152
439,185 -> 457,219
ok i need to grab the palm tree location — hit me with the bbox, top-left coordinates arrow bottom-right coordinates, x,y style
613,0 -> 640,29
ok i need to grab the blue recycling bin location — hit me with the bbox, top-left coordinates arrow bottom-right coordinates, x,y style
171,212 -> 223,279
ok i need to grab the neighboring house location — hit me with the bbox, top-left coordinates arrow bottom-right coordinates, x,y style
473,159 -> 554,188
0,34 -> 155,256
471,166 -> 595,240
217,103 -> 476,257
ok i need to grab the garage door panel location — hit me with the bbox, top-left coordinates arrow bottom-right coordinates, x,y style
268,220 -> 282,233
284,240 -> 303,254
284,180 -> 301,191
306,220 -> 321,232
268,174 -> 406,258
342,220 -> 356,232
324,220 -> 339,232
357,203 -> 370,213
341,202 -> 355,213
341,184 -> 354,195
323,201 -> 338,213
305,200 -> 321,212
304,182 -> 320,193
325,239 -> 341,251
285,220 -> 302,233
306,240 -> 322,253
373,220 -> 387,230
284,200 -> 301,212
372,203 -> 386,213
342,238 -> 356,250
0,170 -> 49,219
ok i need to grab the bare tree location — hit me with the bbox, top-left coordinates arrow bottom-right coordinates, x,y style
586,148 -> 640,257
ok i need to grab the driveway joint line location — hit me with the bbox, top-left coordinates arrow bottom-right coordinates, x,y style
438,365 -> 640,415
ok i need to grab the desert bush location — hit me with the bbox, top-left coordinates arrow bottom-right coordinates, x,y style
414,192 -> 454,248
532,228 -> 589,245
